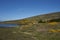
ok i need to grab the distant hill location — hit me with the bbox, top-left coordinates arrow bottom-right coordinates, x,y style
0,12 -> 60,24
0,12 -> 60,40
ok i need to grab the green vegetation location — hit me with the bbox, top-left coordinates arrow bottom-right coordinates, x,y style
0,12 -> 60,40
38,20 -> 45,23
48,18 -> 60,22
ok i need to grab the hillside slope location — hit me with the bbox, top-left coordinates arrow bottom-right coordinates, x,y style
0,12 -> 60,40
0,12 -> 60,24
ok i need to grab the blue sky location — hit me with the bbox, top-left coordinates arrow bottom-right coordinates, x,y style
0,0 -> 60,21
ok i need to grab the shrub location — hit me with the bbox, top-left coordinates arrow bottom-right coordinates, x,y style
38,20 -> 45,23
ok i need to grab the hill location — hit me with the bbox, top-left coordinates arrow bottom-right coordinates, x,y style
0,12 -> 60,40
0,12 -> 60,24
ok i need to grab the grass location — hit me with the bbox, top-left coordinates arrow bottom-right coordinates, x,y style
0,12 -> 60,40
0,23 -> 60,40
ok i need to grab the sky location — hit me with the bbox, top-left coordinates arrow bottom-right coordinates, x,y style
0,0 -> 60,21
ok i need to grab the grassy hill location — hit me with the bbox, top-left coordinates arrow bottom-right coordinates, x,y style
0,12 -> 60,24
0,12 -> 60,40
